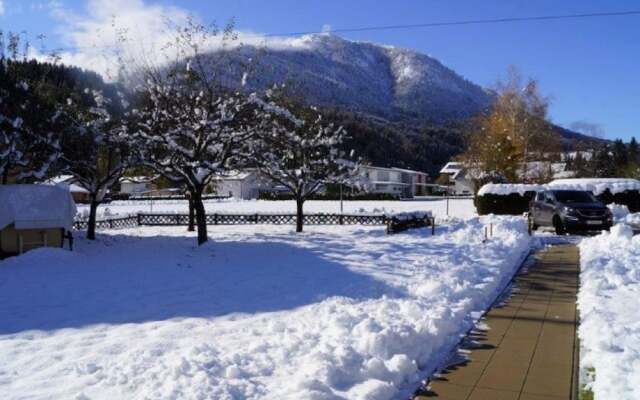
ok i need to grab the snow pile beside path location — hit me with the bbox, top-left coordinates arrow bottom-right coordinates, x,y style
478,178 -> 640,196
0,218 -> 530,400
607,203 -> 630,221
578,225 -> 640,400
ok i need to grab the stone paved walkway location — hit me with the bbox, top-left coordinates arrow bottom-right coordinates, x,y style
416,244 -> 579,400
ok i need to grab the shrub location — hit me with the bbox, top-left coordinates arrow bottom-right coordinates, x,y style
598,189 -> 640,213
476,187 -> 640,215
475,192 -> 536,215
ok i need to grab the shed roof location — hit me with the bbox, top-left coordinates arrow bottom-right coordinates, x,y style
0,185 -> 77,231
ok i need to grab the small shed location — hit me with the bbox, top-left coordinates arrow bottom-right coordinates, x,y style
0,185 -> 77,256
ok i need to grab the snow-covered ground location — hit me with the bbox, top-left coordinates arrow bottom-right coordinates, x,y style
0,215 -> 530,400
77,198 -> 476,221
578,223 -> 640,400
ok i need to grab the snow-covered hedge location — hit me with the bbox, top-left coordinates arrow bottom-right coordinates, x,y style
476,179 -> 640,215
578,224 -> 640,399
475,184 -> 538,215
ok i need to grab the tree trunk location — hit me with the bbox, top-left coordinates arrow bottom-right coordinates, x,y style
192,188 -> 208,245
87,196 -> 99,240
295,196 -> 304,233
188,197 -> 195,232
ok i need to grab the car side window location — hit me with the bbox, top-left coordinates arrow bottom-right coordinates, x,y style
545,192 -> 555,204
536,192 -> 544,201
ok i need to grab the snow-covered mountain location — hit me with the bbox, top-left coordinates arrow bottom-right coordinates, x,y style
214,34 -> 492,122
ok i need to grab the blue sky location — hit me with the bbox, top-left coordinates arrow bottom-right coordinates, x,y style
1,0 -> 639,140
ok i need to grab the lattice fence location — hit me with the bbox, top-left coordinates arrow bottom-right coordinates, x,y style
74,213 -> 432,234
73,216 -> 138,230
137,213 -> 387,226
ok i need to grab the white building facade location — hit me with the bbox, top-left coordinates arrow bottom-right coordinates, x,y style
358,166 -> 431,198
210,170 -> 275,200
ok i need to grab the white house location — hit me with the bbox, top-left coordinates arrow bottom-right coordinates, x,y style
0,185 -> 76,256
439,162 -> 475,195
119,176 -> 157,195
44,175 -> 91,203
358,166 -> 431,198
210,170 -> 274,199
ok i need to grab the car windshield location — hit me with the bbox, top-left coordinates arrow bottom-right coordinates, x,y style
552,190 -> 597,204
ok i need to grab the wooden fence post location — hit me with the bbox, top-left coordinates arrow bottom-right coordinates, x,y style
214,213 -> 218,225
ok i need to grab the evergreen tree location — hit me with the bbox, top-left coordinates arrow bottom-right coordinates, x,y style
592,144 -> 616,178
612,139 -> 629,174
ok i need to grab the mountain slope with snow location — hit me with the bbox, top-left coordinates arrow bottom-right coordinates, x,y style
215,34 -> 492,123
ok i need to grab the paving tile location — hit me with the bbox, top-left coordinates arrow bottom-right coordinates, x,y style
467,387 -> 519,400
424,382 -> 473,399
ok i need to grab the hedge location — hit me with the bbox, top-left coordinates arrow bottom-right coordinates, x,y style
476,188 -> 640,215
475,191 -> 537,215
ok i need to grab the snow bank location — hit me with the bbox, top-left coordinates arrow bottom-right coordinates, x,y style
478,178 -> 640,196
578,225 -> 640,399
79,198 -> 477,220
0,218 -> 530,399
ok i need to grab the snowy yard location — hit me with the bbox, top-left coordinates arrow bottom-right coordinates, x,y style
0,216 -> 530,400
578,223 -> 640,400
77,198 -> 476,221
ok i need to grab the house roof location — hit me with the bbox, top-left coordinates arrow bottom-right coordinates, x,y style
440,162 -> 463,174
0,185 -> 77,231
46,175 -> 75,185
212,170 -> 257,181
120,176 -> 156,184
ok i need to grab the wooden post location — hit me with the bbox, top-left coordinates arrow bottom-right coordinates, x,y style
431,217 -> 436,235
137,213 -> 142,226
214,213 -> 218,225
490,223 -> 493,237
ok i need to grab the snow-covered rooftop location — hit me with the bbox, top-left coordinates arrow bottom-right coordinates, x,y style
120,176 -> 156,184
439,162 -> 463,174
0,185 -> 77,231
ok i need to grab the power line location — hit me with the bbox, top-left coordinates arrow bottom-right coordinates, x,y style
47,10 -> 640,53
262,10 -> 640,37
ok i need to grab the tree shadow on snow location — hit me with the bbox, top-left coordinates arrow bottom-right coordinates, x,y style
0,233 -> 403,334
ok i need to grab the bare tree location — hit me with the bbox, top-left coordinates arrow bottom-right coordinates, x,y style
248,93 -> 357,232
59,89 -> 131,240
129,19 -> 256,245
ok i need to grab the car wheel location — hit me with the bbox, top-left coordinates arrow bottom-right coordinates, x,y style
553,216 -> 566,235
